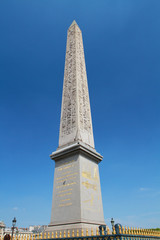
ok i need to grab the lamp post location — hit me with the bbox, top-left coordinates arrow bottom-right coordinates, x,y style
11,218 -> 16,240
111,218 -> 115,230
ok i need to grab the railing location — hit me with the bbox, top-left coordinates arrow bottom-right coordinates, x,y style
1,226 -> 160,240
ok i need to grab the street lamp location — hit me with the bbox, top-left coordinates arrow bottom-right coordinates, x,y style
11,218 -> 16,240
111,218 -> 115,230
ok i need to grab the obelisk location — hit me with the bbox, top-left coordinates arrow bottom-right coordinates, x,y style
48,21 -> 105,234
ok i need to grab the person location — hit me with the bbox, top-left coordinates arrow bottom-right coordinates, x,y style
4,234 -> 11,240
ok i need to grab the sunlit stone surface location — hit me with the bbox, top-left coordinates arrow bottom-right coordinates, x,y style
59,20 -> 94,149
47,21 -> 105,234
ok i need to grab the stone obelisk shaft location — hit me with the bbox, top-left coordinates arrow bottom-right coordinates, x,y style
48,21 -> 105,234
59,21 -> 94,149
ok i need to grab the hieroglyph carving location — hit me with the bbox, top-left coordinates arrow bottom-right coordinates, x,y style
59,22 -> 94,148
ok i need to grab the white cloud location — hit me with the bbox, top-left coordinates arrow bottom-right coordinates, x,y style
139,187 -> 150,191
13,207 -> 18,211
139,188 -> 160,197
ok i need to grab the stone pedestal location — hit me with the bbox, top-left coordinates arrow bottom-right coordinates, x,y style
47,142 -> 105,234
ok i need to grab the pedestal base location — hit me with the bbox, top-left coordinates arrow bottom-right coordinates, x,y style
46,222 -> 106,236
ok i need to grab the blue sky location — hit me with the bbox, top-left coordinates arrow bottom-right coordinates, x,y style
0,0 -> 160,229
